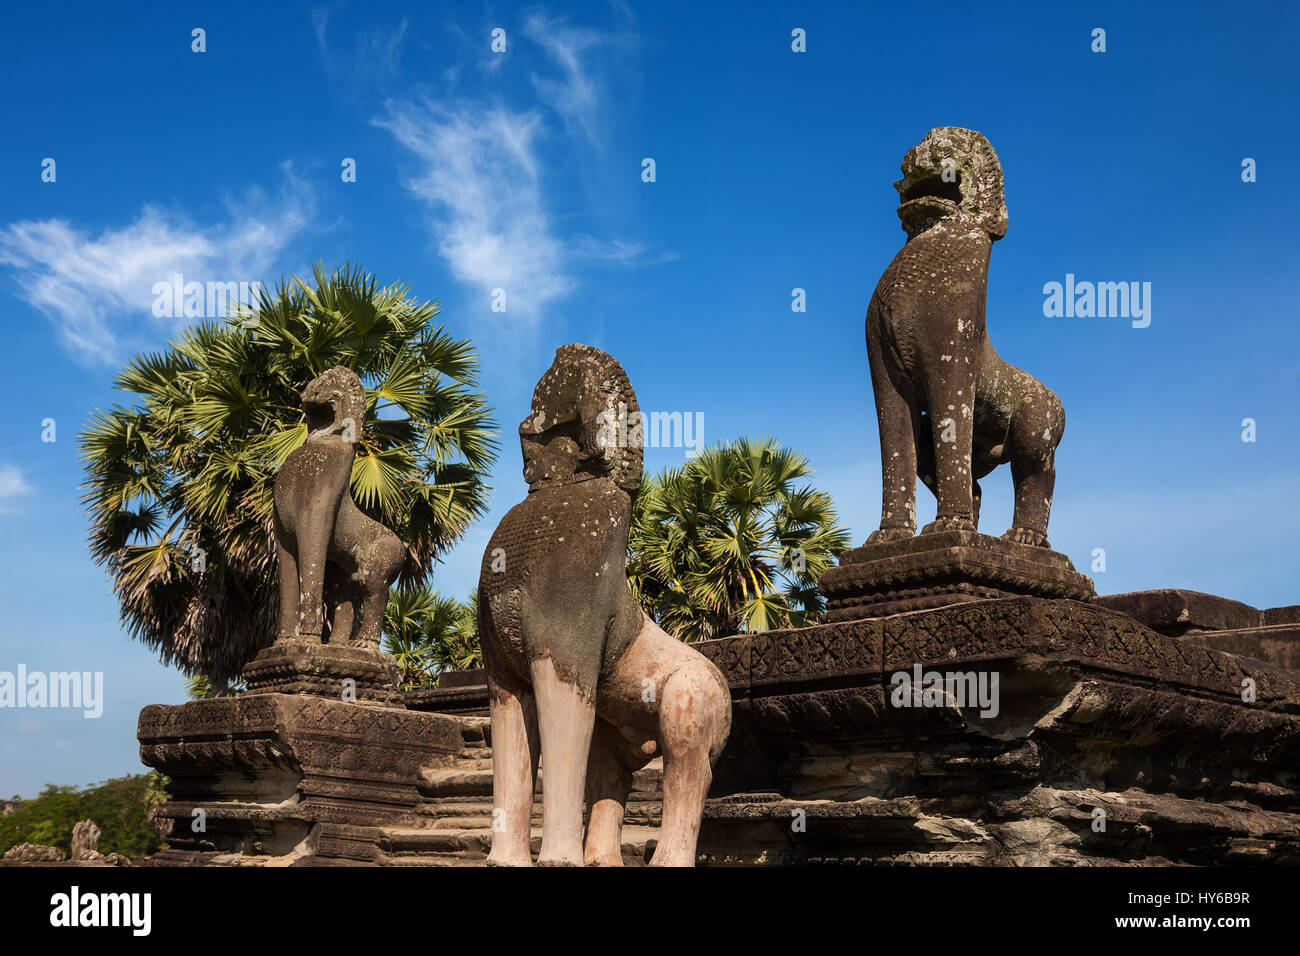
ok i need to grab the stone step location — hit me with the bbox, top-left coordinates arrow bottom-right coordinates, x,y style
387,853 -> 488,867
416,811 -> 662,832
419,796 -> 496,811
448,757 -> 493,770
378,825 -> 662,866
414,797 -> 541,830
421,768 -> 494,797
415,753 -> 665,834
455,716 -> 492,743
421,817 -> 509,831
418,791 -> 661,812
381,827 -> 493,855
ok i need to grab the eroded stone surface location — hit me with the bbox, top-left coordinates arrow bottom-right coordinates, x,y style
1191,625 -> 1300,672
689,597 -> 1300,865
70,819 -> 100,860
243,638 -> 404,705
2,843 -> 66,863
1096,588 -> 1262,634
137,619 -> 1299,867
819,529 -> 1094,621
1095,588 -> 1300,673
137,693 -> 465,865
404,596 -> 1300,866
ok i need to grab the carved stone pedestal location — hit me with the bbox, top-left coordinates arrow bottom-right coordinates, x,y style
818,530 -> 1095,623
138,693 -> 466,865
692,597 -> 1300,865
137,640 -> 468,865
242,638 -> 404,706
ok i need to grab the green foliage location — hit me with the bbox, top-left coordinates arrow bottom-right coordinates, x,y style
142,771 -> 171,809
628,436 -> 851,641
0,776 -> 163,860
382,585 -> 481,688
79,262 -> 498,682
184,674 -> 246,699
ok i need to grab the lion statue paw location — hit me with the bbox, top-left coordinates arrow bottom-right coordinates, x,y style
866,526 -> 915,545
920,516 -> 976,536
1002,527 -> 1050,548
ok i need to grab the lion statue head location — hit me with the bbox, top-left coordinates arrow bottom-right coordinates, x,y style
894,127 -> 1008,241
519,344 -> 643,497
301,366 -> 367,447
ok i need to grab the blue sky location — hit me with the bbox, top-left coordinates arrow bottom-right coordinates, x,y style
0,0 -> 1296,798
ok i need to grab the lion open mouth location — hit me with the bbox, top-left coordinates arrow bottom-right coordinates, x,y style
898,171 -> 963,212
303,397 -> 337,432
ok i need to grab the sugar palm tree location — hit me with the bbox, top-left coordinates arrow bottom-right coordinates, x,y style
381,585 -> 480,687
628,436 -> 850,641
431,588 -> 481,672
80,263 -> 497,687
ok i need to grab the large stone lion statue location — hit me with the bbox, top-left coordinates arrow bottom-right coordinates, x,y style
865,127 -> 1065,548
478,344 -> 731,867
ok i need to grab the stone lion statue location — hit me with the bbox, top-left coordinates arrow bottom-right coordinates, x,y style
273,366 -> 405,647
865,127 -> 1064,548
479,344 -> 731,866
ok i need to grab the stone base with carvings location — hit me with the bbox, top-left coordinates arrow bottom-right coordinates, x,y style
387,595 -> 1300,866
138,693 -> 468,865
817,530 -> 1096,623
690,596 -> 1300,865
138,594 -> 1300,866
242,638 -> 404,706
1095,588 -> 1300,673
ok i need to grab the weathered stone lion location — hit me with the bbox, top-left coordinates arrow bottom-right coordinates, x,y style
273,366 -> 405,647
479,344 -> 731,866
865,127 -> 1064,547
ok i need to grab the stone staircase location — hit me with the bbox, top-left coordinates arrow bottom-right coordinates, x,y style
375,716 -> 664,866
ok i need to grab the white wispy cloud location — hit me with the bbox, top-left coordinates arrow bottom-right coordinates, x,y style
313,5 -> 408,81
524,13 -> 609,143
0,164 -> 315,365
375,12 -> 660,328
377,99 -> 575,325
570,235 -> 680,266
0,465 -> 33,515
362,18 -> 408,75
311,5 -> 332,54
